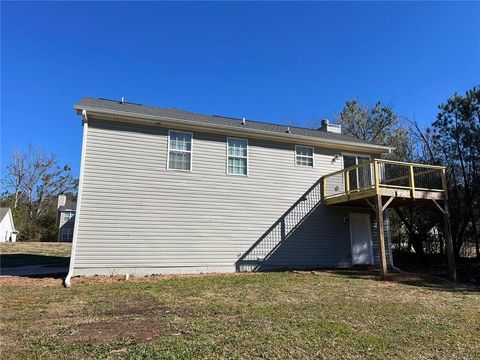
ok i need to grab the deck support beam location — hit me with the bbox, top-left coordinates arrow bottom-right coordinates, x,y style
364,198 -> 376,212
374,194 -> 388,280
382,195 -> 396,212
432,199 -> 446,215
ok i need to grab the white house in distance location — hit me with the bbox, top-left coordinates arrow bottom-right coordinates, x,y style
57,195 -> 77,242
65,97 -> 453,285
0,207 -> 18,242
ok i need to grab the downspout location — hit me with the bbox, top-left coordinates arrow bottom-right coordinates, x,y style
64,110 -> 89,288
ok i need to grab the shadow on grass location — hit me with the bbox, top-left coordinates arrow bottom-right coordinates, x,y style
393,253 -> 480,287
1,271 -> 68,279
327,267 -> 479,294
0,254 -> 70,268
0,254 -> 69,279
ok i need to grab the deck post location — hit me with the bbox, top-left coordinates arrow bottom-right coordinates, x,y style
408,164 -> 415,198
442,204 -> 457,282
322,177 -> 327,200
345,170 -> 350,194
440,168 -> 456,282
375,194 -> 388,280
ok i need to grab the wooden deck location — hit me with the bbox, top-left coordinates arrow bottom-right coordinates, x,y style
322,159 -> 447,208
321,159 -> 456,282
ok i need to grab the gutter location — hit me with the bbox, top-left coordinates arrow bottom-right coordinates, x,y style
73,105 -> 393,154
64,110 -> 89,288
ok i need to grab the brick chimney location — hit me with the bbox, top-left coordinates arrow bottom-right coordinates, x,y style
57,194 -> 67,209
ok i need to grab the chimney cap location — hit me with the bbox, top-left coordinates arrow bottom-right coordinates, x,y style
57,194 -> 67,209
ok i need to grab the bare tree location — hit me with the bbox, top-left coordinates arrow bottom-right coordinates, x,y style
336,100 -> 399,145
2,150 -> 26,210
3,145 -> 77,221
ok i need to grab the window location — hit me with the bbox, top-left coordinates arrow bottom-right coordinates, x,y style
227,138 -> 248,175
295,146 -> 314,167
61,228 -> 74,240
343,154 -> 371,190
63,212 -> 75,222
168,130 -> 192,171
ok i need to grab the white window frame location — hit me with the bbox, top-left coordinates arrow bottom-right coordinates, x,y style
295,145 -> 315,168
226,137 -> 249,176
167,130 -> 193,172
61,228 -> 73,240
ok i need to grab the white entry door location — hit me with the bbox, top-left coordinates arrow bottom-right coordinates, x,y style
349,213 -> 374,265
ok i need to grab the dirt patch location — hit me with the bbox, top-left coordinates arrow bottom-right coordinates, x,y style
69,318 -> 170,342
72,272 -> 260,286
0,272 -> 260,289
108,296 -> 172,317
0,276 -> 63,287
68,296 -> 189,342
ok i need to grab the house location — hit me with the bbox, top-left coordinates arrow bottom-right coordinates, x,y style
65,97 -> 454,285
57,195 -> 76,242
0,207 -> 18,242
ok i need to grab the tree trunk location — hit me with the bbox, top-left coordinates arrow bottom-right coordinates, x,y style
439,230 -> 444,257
470,210 -> 480,258
394,207 -> 424,257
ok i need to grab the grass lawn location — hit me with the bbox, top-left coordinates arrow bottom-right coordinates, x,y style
0,242 -> 71,267
0,271 -> 479,359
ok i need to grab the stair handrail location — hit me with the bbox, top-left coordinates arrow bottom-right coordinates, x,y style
237,176 -> 324,266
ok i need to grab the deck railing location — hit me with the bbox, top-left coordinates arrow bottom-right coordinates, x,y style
323,159 -> 446,200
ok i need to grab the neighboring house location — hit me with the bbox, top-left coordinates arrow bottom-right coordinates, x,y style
57,195 -> 77,242
66,97 -> 399,281
0,207 -> 18,242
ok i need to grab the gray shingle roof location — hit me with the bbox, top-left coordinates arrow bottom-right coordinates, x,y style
59,201 -> 77,212
75,97 -> 375,146
0,207 -> 10,222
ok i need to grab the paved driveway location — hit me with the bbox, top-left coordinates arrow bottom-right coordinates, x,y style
0,264 -> 68,276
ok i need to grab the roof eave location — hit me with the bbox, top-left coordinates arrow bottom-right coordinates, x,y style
74,105 -> 393,154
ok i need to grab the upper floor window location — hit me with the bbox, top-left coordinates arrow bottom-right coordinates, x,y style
168,130 -> 192,171
227,138 -> 248,176
295,146 -> 314,167
63,212 -> 75,222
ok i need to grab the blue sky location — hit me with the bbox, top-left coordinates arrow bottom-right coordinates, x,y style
2,1 -> 479,178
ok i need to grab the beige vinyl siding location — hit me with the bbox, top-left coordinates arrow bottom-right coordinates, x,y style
72,119 -> 388,275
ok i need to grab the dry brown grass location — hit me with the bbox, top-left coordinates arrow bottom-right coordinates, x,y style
1,270 -> 479,359
0,242 -> 71,257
